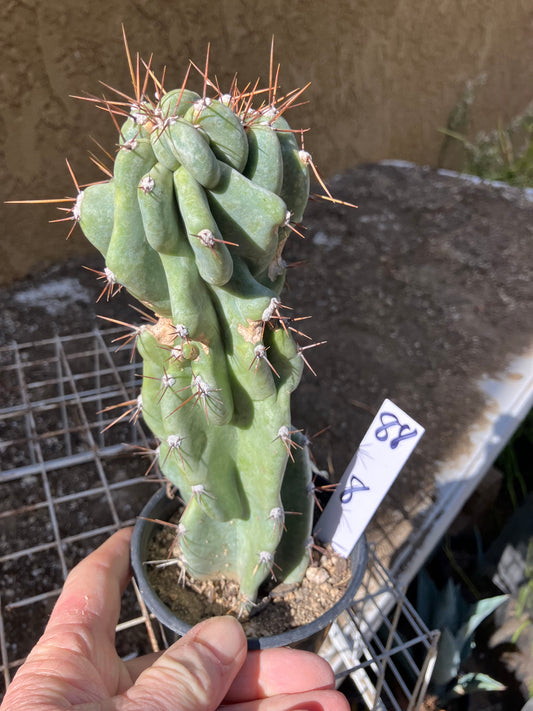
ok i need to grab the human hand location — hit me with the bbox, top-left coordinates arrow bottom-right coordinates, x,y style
1,527 -> 349,711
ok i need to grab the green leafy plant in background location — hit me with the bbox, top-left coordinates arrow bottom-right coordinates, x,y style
417,568 -> 507,705
438,77 -> 533,188
512,538 -> 533,697
440,115 -> 533,187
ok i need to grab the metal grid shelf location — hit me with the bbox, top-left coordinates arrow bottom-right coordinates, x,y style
323,545 -> 439,710
0,328 -> 164,695
0,329 -> 437,708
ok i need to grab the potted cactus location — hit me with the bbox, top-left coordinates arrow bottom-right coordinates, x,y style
23,39 -> 366,648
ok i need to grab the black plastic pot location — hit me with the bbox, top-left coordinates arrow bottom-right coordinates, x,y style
131,486 -> 367,651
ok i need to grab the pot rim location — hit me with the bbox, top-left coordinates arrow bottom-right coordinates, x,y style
131,486 -> 367,650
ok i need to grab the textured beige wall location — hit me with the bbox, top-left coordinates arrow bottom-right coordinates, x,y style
2,0 -> 533,284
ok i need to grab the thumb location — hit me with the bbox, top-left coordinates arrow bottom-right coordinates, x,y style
123,616 -> 247,711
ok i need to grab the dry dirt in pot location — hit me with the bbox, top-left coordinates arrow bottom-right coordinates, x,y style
147,515 -> 350,638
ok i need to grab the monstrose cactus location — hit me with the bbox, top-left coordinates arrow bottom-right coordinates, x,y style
70,49 -> 325,611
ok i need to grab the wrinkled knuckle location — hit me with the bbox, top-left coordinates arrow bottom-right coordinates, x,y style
128,643 -> 223,711
43,625 -> 94,659
162,646 -> 220,701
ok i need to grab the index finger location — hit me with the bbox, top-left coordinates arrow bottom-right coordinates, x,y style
224,647 -> 336,703
45,526 -> 133,645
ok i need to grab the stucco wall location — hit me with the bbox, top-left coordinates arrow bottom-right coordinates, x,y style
2,0 -> 533,285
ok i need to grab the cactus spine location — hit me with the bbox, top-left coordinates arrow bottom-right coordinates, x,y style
77,52 -> 317,609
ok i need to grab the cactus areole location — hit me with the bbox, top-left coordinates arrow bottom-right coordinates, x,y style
74,49 -> 334,614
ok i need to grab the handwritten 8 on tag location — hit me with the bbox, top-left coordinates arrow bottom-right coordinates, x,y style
315,398 -> 425,557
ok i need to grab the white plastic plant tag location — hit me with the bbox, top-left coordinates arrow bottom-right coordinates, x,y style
314,398 -> 424,557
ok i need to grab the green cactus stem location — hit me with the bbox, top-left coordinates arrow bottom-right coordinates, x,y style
72,51 -> 322,610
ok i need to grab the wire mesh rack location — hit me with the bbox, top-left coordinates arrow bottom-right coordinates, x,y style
323,545 -> 440,710
0,328 -> 438,708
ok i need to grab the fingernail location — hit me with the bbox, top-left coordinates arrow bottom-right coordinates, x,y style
193,615 -> 246,667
